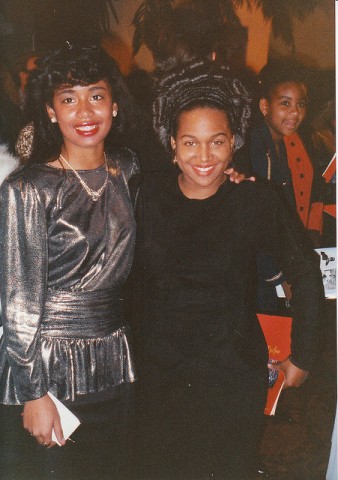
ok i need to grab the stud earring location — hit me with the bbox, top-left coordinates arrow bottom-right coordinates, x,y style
112,111 -> 118,117
172,150 -> 177,164
50,117 -> 57,123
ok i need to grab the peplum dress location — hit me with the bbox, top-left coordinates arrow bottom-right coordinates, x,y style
0,147 -> 138,406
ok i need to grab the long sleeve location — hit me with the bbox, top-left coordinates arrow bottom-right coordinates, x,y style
0,174 -> 48,402
260,188 -> 325,370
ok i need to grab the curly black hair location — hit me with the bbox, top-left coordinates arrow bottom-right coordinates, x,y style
258,58 -> 309,100
25,43 -> 136,164
153,58 -> 252,153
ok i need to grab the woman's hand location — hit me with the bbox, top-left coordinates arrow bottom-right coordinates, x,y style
280,358 -> 309,389
23,394 -> 65,447
224,167 -> 255,184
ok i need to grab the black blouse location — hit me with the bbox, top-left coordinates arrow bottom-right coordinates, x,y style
131,171 -> 324,383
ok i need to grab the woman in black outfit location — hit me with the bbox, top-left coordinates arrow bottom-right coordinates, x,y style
130,58 -> 324,479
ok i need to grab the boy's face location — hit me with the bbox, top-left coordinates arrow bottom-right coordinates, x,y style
259,81 -> 308,143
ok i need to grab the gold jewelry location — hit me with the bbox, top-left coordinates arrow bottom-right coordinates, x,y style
266,150 -> 272,181
59,153 -> 109,202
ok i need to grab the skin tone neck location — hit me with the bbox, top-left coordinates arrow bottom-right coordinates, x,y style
57,144 -> 106,170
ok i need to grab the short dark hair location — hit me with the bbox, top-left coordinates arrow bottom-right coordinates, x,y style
258,58 -> 309,100
26,43 -> 135,164
153,58 -> 252,153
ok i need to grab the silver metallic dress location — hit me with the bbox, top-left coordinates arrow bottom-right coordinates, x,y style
0,148 -> 138,405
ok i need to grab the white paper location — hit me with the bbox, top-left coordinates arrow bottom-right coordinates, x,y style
270,380 -> 285,416
315,247 -> 336,299
276,247 -> 337,299
0,330 -> 80,445
47,391 -> 81,446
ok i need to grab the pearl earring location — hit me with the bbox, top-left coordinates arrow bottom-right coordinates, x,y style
112,111 -> 118,117
50,117 -> 57,123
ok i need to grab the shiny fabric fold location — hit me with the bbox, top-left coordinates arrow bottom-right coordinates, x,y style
0,323 -> 136,404
0,147 -> 139,404
42,289 -> 124,338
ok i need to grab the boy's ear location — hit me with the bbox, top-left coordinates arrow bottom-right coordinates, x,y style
259,98 -> 269,116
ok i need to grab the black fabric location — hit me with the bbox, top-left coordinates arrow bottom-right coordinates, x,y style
132,171 -> 323,373
135,355 -> 267,479
128,171 -> 324,479
0,384 -> 135,480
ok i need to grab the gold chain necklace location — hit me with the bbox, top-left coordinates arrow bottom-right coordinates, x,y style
59,153 -> 109,202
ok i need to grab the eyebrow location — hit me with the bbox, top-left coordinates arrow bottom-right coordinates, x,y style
55,86 -> 107,96
277,95 -> 308,101
181,132 -> 227,138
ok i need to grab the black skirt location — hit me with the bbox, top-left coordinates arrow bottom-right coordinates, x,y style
0,383 -> 135,480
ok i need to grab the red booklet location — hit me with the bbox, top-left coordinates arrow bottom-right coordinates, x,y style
257,314 -> 292,415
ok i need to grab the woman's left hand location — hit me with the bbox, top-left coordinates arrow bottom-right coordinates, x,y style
23,394 -> 65,448
224,167 -> 255,184
280,358 -> 309,388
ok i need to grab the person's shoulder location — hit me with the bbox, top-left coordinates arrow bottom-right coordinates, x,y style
227,178 -> 281,210
140,169 -> 176,195
1,161 -> 54,195
107,146 -> 139,180
249,120 -> 271,144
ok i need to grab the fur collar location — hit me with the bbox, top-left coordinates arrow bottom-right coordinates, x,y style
0,144 -> 19,185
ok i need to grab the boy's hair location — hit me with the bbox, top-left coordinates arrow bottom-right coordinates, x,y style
26,43 -> 135,164
258,58 -> 309,100
153,58 -> 252,153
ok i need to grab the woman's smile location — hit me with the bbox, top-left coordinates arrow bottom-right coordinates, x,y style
192,164 -> 216,175
74,122 -> 100,136
47,80 -> 116,151
171,107 -> 234,199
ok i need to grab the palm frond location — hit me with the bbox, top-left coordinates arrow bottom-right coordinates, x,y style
270,9 -> 294,48
105,0 -> 120,24
132,0 -> 174,55
131,0 -> 322,59
233,0 -> 320,46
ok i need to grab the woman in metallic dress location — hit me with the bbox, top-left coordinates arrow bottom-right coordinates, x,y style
0,44 -> 138,479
